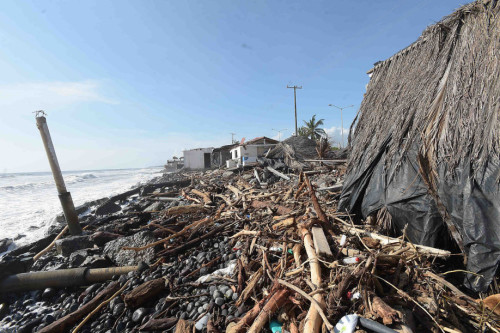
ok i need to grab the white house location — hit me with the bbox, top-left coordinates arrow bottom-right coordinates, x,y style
228,137 -> 278,167
183,147 -> 214,170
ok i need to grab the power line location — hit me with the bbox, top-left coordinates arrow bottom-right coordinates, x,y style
287,85 -> 302,135
272,128 -> 287,141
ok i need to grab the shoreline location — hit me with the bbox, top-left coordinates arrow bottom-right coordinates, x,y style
0,167 -> 164,253
0,158 -> 491,332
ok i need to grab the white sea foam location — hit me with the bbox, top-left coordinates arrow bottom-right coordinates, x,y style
0,167 -> 163,249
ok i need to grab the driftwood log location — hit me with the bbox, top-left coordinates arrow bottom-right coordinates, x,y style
124,278 -> 167,308
174,319 -> 195,333
139,317 -> 178,331
227,291 -> 272,333
247,288 -> 290,333
191,189 -> 213,205
250,200 -> 292,215
299,224 -> 325,333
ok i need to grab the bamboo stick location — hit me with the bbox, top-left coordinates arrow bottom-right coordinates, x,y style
299,225 -> 325,333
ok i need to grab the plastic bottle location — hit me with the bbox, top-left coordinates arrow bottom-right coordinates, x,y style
269,319 -> 282,333
333,314 -> 358,333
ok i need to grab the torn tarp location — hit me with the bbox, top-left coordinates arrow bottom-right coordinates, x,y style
339,136 -> 500,292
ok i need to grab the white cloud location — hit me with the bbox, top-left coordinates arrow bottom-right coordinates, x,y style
0,80 -> 117,112
324,126 -> 350,147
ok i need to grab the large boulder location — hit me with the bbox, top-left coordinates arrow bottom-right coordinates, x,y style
144,202 -> 163,213
103,231 -> 156,266
95,202 -> 122,216
55,235 -> 94,257
91,231 -> 122,247
0,239 -> 13,253
0,255 -> 33,280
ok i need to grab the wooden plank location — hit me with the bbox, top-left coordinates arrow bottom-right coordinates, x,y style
316,184 -> 343,192
311,226 -> 333,258
303,159 -> 347,163
254,169 -> 261,183
266,166 -> 290,181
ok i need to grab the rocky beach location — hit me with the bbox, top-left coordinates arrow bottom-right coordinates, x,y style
0,152 -> 498,332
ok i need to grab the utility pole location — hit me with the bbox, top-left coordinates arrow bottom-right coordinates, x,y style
230,133 -> 236,144
287,85 -> 302,135
35,111 -> 82,235
272,128 -> 287,141
328,104 -> 354,148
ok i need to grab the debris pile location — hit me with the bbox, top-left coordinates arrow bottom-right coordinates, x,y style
0,163 -> 498,332
266,136 -> 319,170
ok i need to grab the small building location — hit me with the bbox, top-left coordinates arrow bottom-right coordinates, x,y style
164,157 -> 184,172
183,147 -> 214,170
229,137 -> 278,167
211,143 -> 238,168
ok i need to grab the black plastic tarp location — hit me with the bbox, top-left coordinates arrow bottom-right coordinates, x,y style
339,136 -> 500,292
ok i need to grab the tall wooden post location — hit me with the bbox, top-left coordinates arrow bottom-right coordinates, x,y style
36,113 -> 82,235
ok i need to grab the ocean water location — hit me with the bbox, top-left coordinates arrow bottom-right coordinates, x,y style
0,167 -> 163,249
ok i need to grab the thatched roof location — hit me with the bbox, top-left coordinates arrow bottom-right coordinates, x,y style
349,0 -> 499,181
340,0 -> 500,292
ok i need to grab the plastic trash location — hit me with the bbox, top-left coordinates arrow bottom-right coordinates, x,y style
269,319 -> 282,333
342,257 -> 360,264
347,291 -> 361,300
269,247 -> 294,255
358,317 -> 397,333
196,260 -> 237,283
333,314 -> 398,333
339,234 -> 347,247
333,314 -> 358,333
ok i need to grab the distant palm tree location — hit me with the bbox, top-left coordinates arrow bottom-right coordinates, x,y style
302,115 -> 326,140
296,126 -> 308,137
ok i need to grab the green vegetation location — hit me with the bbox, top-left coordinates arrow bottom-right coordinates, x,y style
298,115 -> 326,140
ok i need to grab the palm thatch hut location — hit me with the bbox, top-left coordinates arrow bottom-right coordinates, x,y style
339,0 -> 500,292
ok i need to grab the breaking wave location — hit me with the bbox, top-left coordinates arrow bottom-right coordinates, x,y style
0,173 -> 98,191
65,173 -> 98,183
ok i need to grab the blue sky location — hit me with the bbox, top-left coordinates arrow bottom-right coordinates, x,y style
0,0 -> 466,172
